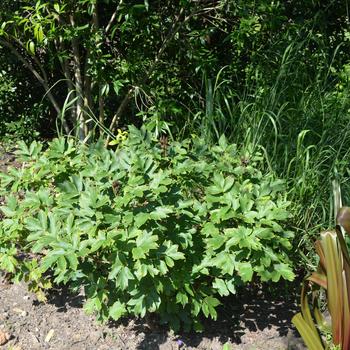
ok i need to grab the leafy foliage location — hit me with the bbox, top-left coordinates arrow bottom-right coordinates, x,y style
0,127 -> 294,330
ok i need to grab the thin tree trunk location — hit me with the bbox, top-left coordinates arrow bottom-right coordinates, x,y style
98,87 -> 105,127
83,49 -> 94,115
70,14 -> 85,140
92,1 -> 105,134
57,39 -> 77,128
63,58 -> 77,126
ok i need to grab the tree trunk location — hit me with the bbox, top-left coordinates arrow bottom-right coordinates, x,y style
70,15 -> 85,140
92,1 -> 105,135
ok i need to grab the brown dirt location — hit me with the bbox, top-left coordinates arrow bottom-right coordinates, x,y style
0,144 -> 306,350
0,279 -> 306,350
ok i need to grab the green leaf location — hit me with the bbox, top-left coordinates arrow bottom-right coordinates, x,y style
132,231 -> 158,259
236,262 -> 253,282
0,205 -> 17,218
218,134 -> 228,150
239,194 -> 254,212
165,256 -> 174,267
0,173 -> 15,188
211,252 -> 235,275
201,222 -> 219,237
134,213 -> 150,228
202,296 -> 220,320
150,206 -> 173,220
222,343 -> 232,350
158,260 -> 168,275
223,177 -> 234,193
28,41 -> 35,55
84,298 -> 96,315
25,217 -> 44,232
66,252 -> 78,270
36,25 -> 44,42
226,279 -> 237,294
57,256 -> 67,272
207,235 -> 226,250
0,255 -> 17,273
116,266 -> 134,291
165,244 -> 185,260
274,263 -> 295,282
213,278 -> 230,296
211,206 -> 231,223
134,262 -> 148,279
40,254 -> 59,273
225,226 -> 251,249
127,294 -> 146,317
109,301 -> 127,320
176,291 -> 188,307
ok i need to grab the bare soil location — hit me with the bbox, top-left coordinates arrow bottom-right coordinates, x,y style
0,144 -> 306,350
0,278 -> 306,350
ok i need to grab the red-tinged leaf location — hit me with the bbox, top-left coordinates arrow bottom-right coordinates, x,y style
294,210 -> 350,350
336,207 -> 350,234
315,239 -> 326,273
336,225 -> 350,266
336,225 -> 350,314
341,277 -> 350,350
313,306 -> 328,331
299,283 -> 319,336
321,231 -> 343,345
292,313 -> 325,350
307,272 -> 327,290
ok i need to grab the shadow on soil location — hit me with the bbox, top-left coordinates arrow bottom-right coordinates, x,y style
138,280 -> 302,349
40,279 -> 303,349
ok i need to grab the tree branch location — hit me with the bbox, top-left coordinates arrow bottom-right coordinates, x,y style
0,37 -> 70,134
105,0 -> 123,34
70,14 -> 85,140
57,39 -> 77,126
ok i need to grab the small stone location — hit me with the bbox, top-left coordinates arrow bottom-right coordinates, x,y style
13,308 -> 27,316
45,329 -> 55,343
23,295 -> 30,301
0,330 -> 10,345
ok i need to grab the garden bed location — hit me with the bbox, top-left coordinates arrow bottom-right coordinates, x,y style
0,278 -> 305,350
0,139 -> 305,349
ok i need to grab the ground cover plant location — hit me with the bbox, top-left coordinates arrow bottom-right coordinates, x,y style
0,126 -> 294,331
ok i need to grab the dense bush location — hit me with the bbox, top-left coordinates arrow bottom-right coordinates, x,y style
0,126 -> 294,330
